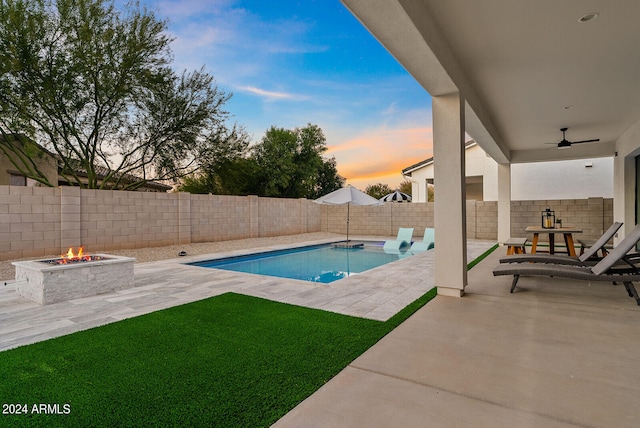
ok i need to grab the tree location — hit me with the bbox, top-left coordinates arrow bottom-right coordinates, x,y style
178,157 -> 259,195
310,156 -> 344,199
252,127 -> 299,197
365,183 -> 393,200
0,0 -> 242,189
251,124 -> 344,198
428,183 -> 435,202
180,129 -> 256,195
398,180 -> 412,196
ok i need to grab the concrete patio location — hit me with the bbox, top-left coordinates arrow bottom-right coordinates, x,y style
274,248 -> 640,427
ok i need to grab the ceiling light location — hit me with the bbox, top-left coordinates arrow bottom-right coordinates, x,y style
578,13 -> 599,23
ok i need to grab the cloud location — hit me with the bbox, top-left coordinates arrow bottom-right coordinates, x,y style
328,126 -> 433,153
327,125 -> 433,188
237,86 -> 309,102
382,102 -> 398,116
133,0 -> 434,190
156,1 -> 325,58
152,0 -> 240,21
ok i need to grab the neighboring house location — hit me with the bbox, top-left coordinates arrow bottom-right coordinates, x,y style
0,135 -> 59,187
57,165 -> 173,192
1,136 -> 171,192
402,141 -> 613,202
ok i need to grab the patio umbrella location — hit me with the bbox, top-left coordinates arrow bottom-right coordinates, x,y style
314,186 -> 381,242
380,190 -> 412,203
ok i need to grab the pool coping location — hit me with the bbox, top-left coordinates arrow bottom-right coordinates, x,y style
115,237 -> 496,321
184,240 -> 404,283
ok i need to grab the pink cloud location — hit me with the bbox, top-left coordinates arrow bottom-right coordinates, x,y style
327,126 -> 433,188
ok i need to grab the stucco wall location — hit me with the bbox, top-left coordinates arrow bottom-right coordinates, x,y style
511,158 -> 614,200
407,144 -> 614,203
0,144 -> 58,187
613,116 -> 640,240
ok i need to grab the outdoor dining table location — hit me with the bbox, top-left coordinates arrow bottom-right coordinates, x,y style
525,226 -> 583,257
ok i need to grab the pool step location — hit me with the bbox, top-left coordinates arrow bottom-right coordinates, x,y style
333,242 -> 364,249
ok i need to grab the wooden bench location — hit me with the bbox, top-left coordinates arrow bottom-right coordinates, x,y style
504,237 -> 527,255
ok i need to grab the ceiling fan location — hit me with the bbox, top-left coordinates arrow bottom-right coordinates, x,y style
547,127 -> 600,149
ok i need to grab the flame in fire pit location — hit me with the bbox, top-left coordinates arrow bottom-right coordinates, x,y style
65,247 -> 83,258
59,247 -> 91,263
39,248 -> 107,265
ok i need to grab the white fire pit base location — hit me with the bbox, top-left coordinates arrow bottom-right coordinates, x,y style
12,254 -> 136,305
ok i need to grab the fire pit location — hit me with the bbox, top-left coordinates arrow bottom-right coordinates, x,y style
40,247 -> 107,265
12,248 -> 135,305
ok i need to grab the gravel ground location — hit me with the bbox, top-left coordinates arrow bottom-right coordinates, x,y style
0,232 -> 340,282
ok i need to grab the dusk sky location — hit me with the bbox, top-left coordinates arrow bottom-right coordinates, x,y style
135,0 -> 434,190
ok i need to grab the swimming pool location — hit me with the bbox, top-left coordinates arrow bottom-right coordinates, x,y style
188,242 -> 413,284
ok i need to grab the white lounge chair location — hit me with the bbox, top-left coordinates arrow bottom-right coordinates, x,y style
410,227 -> 435,253
383,227 -> 414,252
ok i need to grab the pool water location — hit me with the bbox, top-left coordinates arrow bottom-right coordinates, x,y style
188,243 -> 412,284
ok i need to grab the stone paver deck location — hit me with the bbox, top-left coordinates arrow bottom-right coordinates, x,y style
0,237 -> 495,352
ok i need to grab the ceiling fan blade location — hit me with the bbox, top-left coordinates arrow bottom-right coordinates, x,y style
543,129 -> 600,148
571,138 -> 600,144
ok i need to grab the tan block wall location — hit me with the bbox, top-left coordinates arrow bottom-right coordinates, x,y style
319,203 -> 436,238
190,194 -> 251,242
0,184 -> 614,261
0,186 -> 321,261
321,198 -> 614,243
322,203 -> 435,238
80,189 -> 182,251
0,186 -> 62,259
510,198 -> 611,243
475,201 -> 498,240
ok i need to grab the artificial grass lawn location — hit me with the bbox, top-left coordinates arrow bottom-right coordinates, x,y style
0,289 -> 437,427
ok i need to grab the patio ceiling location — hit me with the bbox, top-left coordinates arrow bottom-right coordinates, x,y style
341,0 -> 640,164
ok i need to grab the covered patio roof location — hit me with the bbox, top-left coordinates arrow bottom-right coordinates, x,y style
341,0 -> 640,296
341,0 -> 640,164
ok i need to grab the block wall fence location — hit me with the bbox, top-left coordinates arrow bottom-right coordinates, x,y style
0,186 -> 320,261
0,185 -> 612,261
321,197 -> 613,244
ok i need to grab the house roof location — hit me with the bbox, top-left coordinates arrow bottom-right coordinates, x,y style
59,162 -> 173,192
402,140 -> 476,176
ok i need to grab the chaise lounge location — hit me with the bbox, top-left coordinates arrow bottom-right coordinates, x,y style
493,223 -> 640,305
383,227 -> 414,252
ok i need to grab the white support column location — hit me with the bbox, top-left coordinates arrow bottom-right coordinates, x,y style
497,163 -> 511,243
433,93 -> 467,296
617,153 -> 636,243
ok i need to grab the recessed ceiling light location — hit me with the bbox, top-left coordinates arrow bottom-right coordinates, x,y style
578,12 -> 599,23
